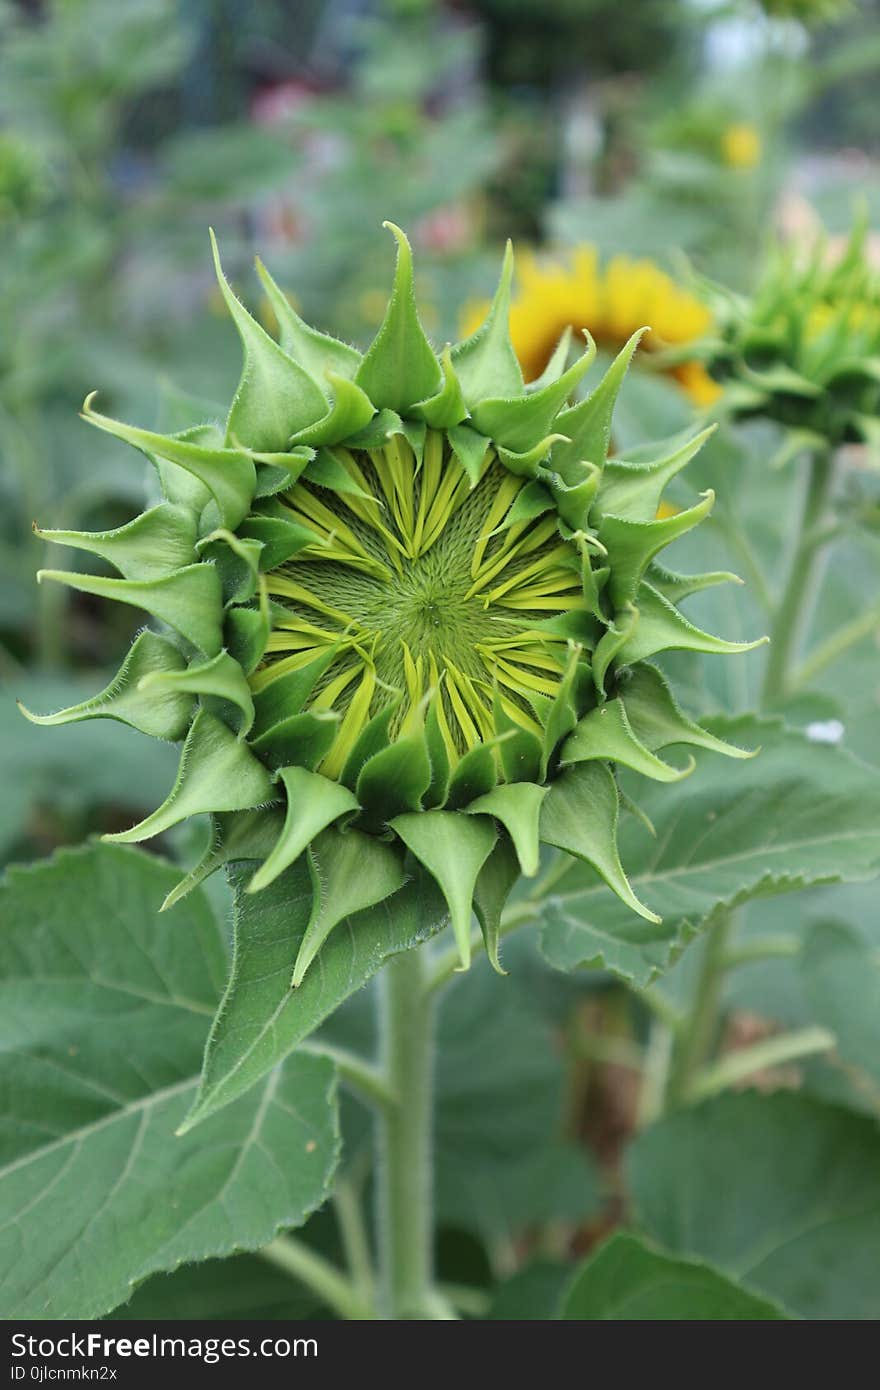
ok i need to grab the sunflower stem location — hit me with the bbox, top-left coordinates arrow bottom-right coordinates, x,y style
665,911 -> 734,1109
761,446 -> 836,705
375,946 -> 438,1319
660,449 -> 837,1113
333,1176 -> 376,1304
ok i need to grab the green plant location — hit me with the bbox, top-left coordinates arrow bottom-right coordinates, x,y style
693,221 -> 880,702
5,225 -> 880,1324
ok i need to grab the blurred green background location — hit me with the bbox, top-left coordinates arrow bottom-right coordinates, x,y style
1,0 -> 878,866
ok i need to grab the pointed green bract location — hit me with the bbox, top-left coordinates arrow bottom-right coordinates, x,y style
82,397 -> 256,531
356,736 -> 433,830
35,503 -> 197,581
472,835 -> 520,974
103,710 -> 275,845
540,763 -> 660,924
467,782 -> 548,877
391,810 -> 497,970
551,330 -> 645,481
648,562 -> 741,603
198,531 -> 262,605
250,710 -> 339,771
618,583 -> 768,666
527,326 -> 574,392
160,806 -> 285,910
413,347 -> 469,430
247,767 -> 358,894
596,427 -> 715,523
255,256 -> 361,383
38,563 -> 224,657
290,374 -> 375,447
445,742 -> 498,809
471,347 -> 594,455
451,241 -> 523,404
447,423 -> 491,484
561,698 -> 693,783
139,650 -> 255,737
210,230 -> 328,450
600,491 -> 716,608
355,223 -> 442,413
224,584 -> 270,675
18,630 -> 193,741
292,828 -> 406,986
620,664 -> 755,760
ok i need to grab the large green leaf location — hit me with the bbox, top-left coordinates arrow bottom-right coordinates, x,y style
629,1092 -> 880,1320
487,1262 -> 571,1321
801,920 -> 880,1087
537,716 -> 880,986
109,1252 -> 327,1321
560,1232 -> 789,1320
0,845 -> 338,1320
184,862 -> 447,1130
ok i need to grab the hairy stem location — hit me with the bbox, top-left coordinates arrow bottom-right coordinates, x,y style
375,947 -> 437,1319
302,1042 -> 396,1111
761,447 -> 836,704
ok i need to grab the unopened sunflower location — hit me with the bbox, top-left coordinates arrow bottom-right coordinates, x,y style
694,221 -> 880,451
23,226 -> 762,982
461,245 -> 722,407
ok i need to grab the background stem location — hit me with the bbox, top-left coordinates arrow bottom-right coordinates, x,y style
261,1235 -> 373,1320
761,447 -> 836,704
665,912 -> 733,1108
375,947 -> 436,1319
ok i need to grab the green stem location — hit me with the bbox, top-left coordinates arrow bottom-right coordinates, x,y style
636,1021 -> 675,1129
261,1235 -> 374,1320
687,1026 -> 835,1104
761,447 -> 836,704
333,1177 -> 375,1303
722,935 -> 801,968
375,947 -> 437,1319
654,451 -> 838,1114
665,913 -> 733,1108
302,1042 -> 396,1111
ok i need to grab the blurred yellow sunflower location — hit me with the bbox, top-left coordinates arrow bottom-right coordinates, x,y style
721,122 -> 762,171
461,245 -> 721,406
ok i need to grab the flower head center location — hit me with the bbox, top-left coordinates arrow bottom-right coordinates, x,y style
254,432 -> 589,775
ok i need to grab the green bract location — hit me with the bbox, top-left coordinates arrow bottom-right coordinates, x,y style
695,222 -> 880,454
23,224 -> 764,981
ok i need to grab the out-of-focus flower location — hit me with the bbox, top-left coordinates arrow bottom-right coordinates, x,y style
721,123 -> 762,171
461,245 -> 721,405
696,221 -> 880,449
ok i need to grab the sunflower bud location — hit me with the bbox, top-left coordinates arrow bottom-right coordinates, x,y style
696,221 -> 880,453
24,224 -> 764,980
